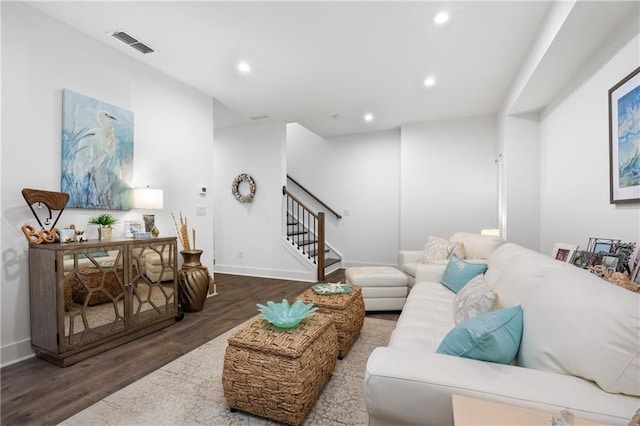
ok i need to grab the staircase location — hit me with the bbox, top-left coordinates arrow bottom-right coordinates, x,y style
282,184 -> 341,281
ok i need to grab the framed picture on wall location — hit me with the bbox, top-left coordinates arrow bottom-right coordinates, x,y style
61,89 -> 134,210
609,66 -> 640,204
551,243 -> 578,263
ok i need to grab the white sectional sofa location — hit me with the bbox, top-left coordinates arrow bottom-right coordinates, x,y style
365,242 -> 640,425
399,232 -> 505,286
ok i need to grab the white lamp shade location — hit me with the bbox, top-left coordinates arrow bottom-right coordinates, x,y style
134,188 -> 163,210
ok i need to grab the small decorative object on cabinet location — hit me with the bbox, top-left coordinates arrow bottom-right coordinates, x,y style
28,237 -> 178,367
88,212 -> 118,241
21,188 -> 70,244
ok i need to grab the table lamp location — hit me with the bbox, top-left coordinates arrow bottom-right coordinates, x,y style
134,186 -> 163,237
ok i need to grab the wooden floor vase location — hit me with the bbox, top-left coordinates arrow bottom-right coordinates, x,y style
178,250 -> 211,312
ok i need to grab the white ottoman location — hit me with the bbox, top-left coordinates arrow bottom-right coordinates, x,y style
345,266 -> 409,311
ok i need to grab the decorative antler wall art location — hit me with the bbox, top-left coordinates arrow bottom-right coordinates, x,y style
21,188 -> 70,244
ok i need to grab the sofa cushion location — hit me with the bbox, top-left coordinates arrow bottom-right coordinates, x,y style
453,274 -> 496,325
388,282 -> 456,351
421,236 -> 459,263
488,243 -> 640,396
450,232 -> 504,259
520,266 -> 640,396
436,305 -> 523,365
440,255 -> 488,293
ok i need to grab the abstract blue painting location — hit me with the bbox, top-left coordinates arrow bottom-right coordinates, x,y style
61,89 -> 134,209
609,67 -> 640,204
617,85 -> 640,188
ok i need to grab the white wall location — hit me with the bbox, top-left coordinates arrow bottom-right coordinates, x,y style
400,116 -> 499,250
500,114 -> 541,250
539,34 -> 640,254
1,3 -> 214,366
213,121 -> 308,279
287,124 -> 401,266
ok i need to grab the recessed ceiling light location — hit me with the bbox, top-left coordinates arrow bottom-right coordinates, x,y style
364,113 -> 374,122
434,11 -> 449,25
237,61 -> 252,74
423,77 -> 436,87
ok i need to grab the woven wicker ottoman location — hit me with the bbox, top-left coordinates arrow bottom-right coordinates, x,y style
297,284 -> 365,358
222,313 -> 338,426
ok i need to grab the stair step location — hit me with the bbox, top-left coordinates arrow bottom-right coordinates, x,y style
324,257 -> 340,268
297,239 -> 317,247
308,248 -> 329,257
287,230 -> 308,237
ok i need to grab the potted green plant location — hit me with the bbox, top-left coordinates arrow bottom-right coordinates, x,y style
88,213 -> 118,240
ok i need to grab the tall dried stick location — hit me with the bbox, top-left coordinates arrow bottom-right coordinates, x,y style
171,213 -> 184,248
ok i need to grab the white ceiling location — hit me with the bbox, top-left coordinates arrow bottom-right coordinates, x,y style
26,1 -> 639,138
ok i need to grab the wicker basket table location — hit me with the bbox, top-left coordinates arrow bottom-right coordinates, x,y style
222,314 -> 337,426
296,284 -> 365,358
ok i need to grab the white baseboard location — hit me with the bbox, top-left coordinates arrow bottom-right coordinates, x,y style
341,260 -> 395,268
1,338 -> 35,368
213,264 -> 315,282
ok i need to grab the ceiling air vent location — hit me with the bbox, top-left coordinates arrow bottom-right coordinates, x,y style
111,30 -> 155,54
249,115 -> 270,121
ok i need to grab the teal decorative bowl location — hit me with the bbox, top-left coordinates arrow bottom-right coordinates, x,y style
256,299 -> 317,329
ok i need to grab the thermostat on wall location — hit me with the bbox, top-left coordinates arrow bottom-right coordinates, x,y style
199,186 -> 207,195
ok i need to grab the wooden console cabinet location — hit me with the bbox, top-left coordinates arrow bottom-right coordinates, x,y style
28,237 -> 178,366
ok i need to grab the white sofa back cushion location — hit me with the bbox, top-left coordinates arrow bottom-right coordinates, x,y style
522,266 -> 640,396
450,232 -> 505,260
485,243 -> 564,308
487,243 -> 640,396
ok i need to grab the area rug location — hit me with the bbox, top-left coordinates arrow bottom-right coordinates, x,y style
58,317 -> 396,425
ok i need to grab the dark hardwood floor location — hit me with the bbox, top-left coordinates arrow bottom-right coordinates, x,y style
1,269 -> 398,426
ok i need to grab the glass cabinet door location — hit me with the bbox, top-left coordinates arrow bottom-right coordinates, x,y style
61,246 -> 126,350
128,241 -> 177,327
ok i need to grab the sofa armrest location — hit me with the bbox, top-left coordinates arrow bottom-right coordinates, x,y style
414,263 -> 447,283
365,347 -> 637,426
399,250 -> 423,269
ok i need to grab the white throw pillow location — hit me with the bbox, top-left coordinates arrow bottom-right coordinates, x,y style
450,232 -> 504,259
453,274 -> 496,325
421,236 -> 459,264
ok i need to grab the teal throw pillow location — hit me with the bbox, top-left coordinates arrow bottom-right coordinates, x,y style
436,305 -> 523,365
440,254 -> 488,293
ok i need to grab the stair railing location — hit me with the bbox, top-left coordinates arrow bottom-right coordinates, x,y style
287,175 -> 342,219
282,185 -> 326,281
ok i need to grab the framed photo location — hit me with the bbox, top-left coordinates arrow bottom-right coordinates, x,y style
612,242 -> 637,273
59,228 -> 76,243
632,251 -> 640,284
551,243 -> 578,263
124,220 -> 143,238
586,238 -> 620,254
600,255 -> 620,271
570,250 -> 601,269
609,66 -> 640,204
